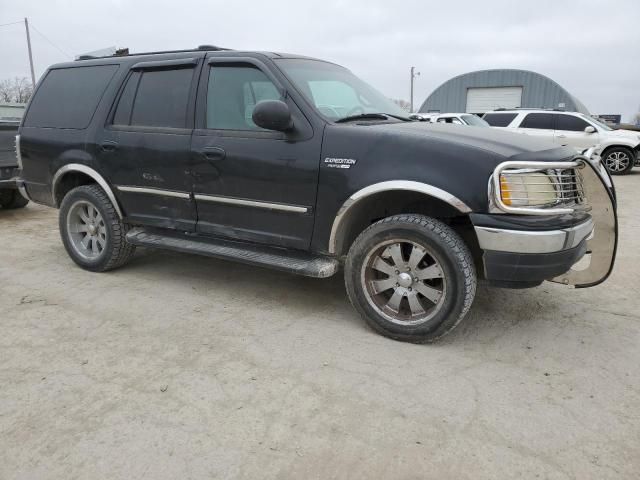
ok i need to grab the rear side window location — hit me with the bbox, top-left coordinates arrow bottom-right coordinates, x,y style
482,113 -> 517,127
129,69 -> 193,128
556,115 -> 590,132
23,65 -> 118,129
520,113 -> 554,129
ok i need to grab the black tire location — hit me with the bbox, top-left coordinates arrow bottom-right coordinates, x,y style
0,189 -> 29,209
345,214 -> 476,343
602,147 -> 635,175
59,184 -> 135,272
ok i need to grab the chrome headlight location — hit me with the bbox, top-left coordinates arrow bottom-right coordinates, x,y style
499,172 -> 558,208
491,160 -> 587,215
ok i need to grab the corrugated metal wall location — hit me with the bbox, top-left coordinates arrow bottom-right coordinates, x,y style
419,69 -> 589,115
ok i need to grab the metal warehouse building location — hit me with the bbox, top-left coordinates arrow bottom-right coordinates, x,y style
419,69 -> 589,116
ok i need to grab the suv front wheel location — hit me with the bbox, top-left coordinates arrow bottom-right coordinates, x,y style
602,147 -> 634,175
59,184 -> 136,272
345,214 -> 476,343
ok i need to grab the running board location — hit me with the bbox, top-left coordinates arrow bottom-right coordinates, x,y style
126,228 -> 339,278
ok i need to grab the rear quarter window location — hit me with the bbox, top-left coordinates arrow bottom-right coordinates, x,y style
520,113 -> 554,130
23,65 -> 119,129
482,113 -> 517,127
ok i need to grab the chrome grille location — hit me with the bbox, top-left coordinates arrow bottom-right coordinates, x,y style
550,168 -> 587,208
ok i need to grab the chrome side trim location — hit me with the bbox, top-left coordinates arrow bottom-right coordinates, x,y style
474,218 -> 594,254
193,193 -> 308,213
328,180 -> 472,254
52,164 -> 123,219
117,185 -> 190,199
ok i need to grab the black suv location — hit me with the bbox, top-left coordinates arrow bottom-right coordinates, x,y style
16,46 -> 618,342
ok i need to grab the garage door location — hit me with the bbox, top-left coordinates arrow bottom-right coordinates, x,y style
466,87 -> 522,114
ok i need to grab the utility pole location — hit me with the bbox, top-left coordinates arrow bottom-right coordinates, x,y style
410,66 -> 420,113
24,18 -> 36,88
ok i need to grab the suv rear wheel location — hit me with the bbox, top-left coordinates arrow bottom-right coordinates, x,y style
59,184 -> 135,272
345,214 -> 476,343
602,147 -> 634,175
0,190 -> 29,209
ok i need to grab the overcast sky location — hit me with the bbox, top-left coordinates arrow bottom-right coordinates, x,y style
2,0 -> 639,121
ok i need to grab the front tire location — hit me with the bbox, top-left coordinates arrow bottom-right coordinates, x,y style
602,147 -> 634,175
345,214 -> 476,343
59,184 -> 135,272
0,189 -> 29,209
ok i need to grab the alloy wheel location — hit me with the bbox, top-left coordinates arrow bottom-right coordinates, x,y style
361,239 -> 446,326
66,200 -> 107,260
604,151 -> 630,173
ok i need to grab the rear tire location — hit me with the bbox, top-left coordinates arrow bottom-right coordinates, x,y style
602,147 -> 634,175
345,214 -> 476,343
0,190 -> 29,209
59,184 -> 135,272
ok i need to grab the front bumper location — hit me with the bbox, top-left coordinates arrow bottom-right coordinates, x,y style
474,218 -> 594,287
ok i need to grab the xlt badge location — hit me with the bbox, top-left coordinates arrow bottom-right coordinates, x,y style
324,157 -> 357,169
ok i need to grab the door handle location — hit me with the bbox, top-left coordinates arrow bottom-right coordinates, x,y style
201,146 -> 226,161
101,141 -> 118,152
556,134 -> 567,138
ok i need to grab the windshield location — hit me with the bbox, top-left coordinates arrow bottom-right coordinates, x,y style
275,58 -> 407,121
462,114 -> 490,127
581,114 -> 613,131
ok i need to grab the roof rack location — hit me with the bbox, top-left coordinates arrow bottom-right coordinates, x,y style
75,45 -> 230,61
492,107 -> 567,112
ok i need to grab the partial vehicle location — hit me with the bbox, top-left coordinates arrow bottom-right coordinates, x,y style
0,122 -> 29,210
17,47 -> 618,342
410,112 -> 490,127
483,109 -> 640,175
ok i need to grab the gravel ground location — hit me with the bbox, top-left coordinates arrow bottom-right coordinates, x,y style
1,172 -> 638,480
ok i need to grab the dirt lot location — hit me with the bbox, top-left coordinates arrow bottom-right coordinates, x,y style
1,172 -> 639,480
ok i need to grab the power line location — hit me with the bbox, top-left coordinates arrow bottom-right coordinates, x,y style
29,23 -> 72,58
0,21 -> 23,28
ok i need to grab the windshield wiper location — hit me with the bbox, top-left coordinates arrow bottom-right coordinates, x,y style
335,113 -> 390,123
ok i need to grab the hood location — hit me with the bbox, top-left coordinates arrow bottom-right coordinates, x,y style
360,121 -> 577,160
609,128 -> 640,142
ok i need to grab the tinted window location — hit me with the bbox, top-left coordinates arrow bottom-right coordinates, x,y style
24,65 -> 118,129
482,113 -> 517,127
520,113 -> 554,129
129,68 -> 193,128
207,65 -> 282,130
112,71 -> 140,125
556,114 -> 590,132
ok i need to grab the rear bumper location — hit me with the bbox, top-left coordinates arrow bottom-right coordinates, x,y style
474,218 -> 594,287
0,165 -> 19,189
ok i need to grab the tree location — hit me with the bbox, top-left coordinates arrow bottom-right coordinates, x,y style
0,77 -> 34,104
391,98 -> 411,112
634,106 -> 640,125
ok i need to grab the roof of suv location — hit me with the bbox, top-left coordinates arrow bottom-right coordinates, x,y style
72,46 -> 323,63
486,109 -> 579,114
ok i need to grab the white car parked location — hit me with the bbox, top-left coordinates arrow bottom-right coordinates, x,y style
483,109 -> 640,175
410,112 -> 490,127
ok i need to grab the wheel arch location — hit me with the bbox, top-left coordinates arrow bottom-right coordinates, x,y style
52,164 -> 123,219
328,181 -> 474,256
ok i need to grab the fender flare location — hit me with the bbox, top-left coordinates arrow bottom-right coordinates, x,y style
51,163 -> 123,219
328,180 -> 472,254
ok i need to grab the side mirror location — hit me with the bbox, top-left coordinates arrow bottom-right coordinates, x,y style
585,126 -> 596,134
252,100 -> 293,132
